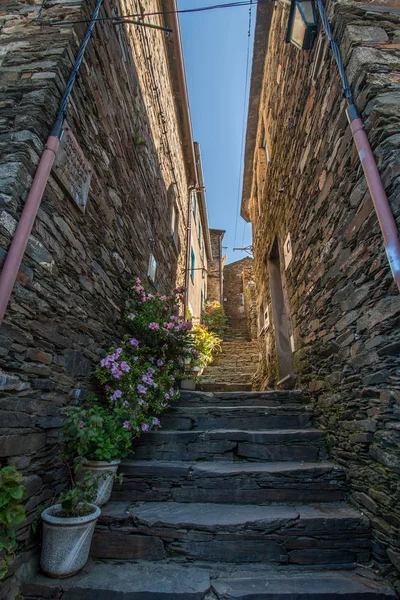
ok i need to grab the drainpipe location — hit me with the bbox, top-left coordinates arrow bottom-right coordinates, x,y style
184,187 -> 194,319
219,232 -> 224,305
0,0 -> 104,325
316,0 -> 400,291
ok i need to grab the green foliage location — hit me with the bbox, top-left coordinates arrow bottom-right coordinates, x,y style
96,278 -> 196,435
192,324 -> 222,368
0,466 -> 25,580
202,301 -> 228,336
58,473 -> 97,518
63,395 -> 134,463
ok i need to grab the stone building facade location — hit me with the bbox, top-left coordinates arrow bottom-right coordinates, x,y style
207,228 -> 225,305
186,143 -> 212,321
223,257 -> 255,342
0,0 -> 206,594
241,0 -> 400,585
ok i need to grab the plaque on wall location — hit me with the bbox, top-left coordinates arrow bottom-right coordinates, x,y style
53,121 -> 92,212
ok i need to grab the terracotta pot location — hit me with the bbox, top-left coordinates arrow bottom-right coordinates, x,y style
40,503 -> 100,578
81,460 -> 120,507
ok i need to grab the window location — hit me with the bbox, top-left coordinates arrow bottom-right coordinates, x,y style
258,303 -> 265,333
201,241 -> 205,262
198,221 -> 201,241
171,201 -> 179,248
148,254 -> 157,283
262,132 -> 270,163
192,191 -> 197,221
190,247 -> 195,281
201,290 -> 204,316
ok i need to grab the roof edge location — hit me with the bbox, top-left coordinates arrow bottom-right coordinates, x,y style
241,0 -> 275,221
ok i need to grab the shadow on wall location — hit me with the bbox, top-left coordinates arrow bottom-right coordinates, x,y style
0,0 -> 188,594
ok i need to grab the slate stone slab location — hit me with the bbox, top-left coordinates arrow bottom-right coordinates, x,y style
92,502 -> 370,565
132,429 -> 327,462
23,561 -> 211,599
114,460 -> 346,504
161,406 -> 312,431
212,571 -> 397,599
177,391 -> 304,407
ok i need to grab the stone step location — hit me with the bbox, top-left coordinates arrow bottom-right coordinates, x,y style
197,382 -> 253,392
212,570 -> 397,599
23,562 -> 397,600
160,405 -> 313,431
112,460 -> 346,503
132,428 -> 327,462
91,501 -> 370,565
176,390 -> 304,407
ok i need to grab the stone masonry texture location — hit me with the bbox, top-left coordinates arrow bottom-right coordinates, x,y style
223,257 -> 255,341
243,0 -> 400,589
0,0 -> 195,595
207,228 -> 225,305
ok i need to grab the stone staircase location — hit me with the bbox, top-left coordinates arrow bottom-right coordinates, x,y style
24,389 -> 396,599
223,316 -> 250,342
198,341 -> 259,391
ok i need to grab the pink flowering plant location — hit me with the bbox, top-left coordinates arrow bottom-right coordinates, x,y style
96,278 -> 196,439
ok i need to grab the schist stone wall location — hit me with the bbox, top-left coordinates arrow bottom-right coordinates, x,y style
0,0 -> 193,592
207,228 -> 225,304
223,258 -> 254,342
244,0 -> 400,587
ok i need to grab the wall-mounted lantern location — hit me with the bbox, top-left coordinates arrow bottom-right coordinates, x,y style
286,0 -> 317,50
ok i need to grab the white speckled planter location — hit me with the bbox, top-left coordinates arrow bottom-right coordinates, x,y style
40,503 -> 100,578
81,460 -> 120,507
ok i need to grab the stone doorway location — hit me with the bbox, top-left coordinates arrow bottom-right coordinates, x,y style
268,238 -> 293,379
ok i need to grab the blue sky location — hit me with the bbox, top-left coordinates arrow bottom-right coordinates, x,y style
177,0 -> 255,264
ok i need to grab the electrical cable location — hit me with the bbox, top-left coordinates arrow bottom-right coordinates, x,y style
50,0 -> 104,138
315,0 -> 359,118
37,0 -> 273,27
233,0 -> 253,251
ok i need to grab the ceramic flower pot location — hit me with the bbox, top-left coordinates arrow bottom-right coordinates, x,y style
81,460 -> 120,507
192,366 -> 204,376
40,503 -> 101,578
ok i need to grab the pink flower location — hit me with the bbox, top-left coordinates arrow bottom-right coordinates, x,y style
141,423 -> 149,432
148,322 -> 160,331
157,359 -> 163,367
152,417 -> 160,426
128,313 -> 136,320
160,295 -> 167,301
123,421 -> 132,430
137,384 -> 147,394
120,361 -> 130,373
79,423 -> 84,429
111,390 -> 122,400
129,337 -> 139,347
104,385 -> 111,391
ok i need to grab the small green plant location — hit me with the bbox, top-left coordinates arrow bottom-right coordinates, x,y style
57,473 -> 98,518
202,301 -> 228,336
192,324 -> 222,368
63,395 -> 134,463
0,466 -> 25,580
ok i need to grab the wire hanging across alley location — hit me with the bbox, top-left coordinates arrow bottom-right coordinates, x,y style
38,0 -> 273,27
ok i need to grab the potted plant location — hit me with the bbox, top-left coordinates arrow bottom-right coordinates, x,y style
0,466 -> 25,580
40,475 -> 100,578
63,397 -> 133,507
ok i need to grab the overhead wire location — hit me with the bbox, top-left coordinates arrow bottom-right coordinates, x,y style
38,0 -> 272,26
233,0 -> 253,251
